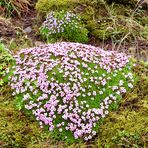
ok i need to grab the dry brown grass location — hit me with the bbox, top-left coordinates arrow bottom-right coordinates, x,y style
0,0 -> 31,16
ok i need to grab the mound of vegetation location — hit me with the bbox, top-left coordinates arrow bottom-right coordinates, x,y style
5,42 -> 136,143
40,11 -> 88,43
1,60 -> 147,147
35,0 -> 77,13
0,0 -> 147,147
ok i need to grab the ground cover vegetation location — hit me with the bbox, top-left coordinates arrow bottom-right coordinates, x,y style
0,57 -> 147,147
40,11 -> 88,43
0,42 -> 14,87
5,42 -> 136,143
36,0 -> 148,45
0,0 -> 148,147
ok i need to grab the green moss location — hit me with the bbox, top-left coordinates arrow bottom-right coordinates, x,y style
139,16 -> 148,26
92,29 -> 110,41
0,42 -> 15,86
0,86 -> 51,147
36,0 -> 78,14
140,26 -> 148,40
80,6 -> 95,21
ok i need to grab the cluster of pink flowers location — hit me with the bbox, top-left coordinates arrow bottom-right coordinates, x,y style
43,11 -> 81,35
8,42 -> 134,141
40,11 -> 88,43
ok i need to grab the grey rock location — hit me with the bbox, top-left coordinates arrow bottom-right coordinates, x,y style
24,26 -> 32,33
35,41 -> 44,46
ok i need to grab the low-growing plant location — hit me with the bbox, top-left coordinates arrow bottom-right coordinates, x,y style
0,42 -> 14,87
112,130 -> 143,147
40,11 -> 89,43
6,42 -> 136,143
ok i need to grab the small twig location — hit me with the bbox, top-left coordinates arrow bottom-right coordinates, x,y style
116,32 -> 131,51
131,0 -> 145,18
121,137 -> 132,146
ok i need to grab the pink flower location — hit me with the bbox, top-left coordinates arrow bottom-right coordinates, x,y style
8,42 -> 132,141
92,91 -> 96,96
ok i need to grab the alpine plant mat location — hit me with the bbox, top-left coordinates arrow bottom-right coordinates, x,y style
6,42 -> 135,142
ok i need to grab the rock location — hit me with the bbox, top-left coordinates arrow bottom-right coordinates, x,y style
35,41 -> 44,46
24,26 -> 32,33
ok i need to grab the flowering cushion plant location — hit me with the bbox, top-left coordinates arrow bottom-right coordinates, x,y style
6,42 -> 136,143
40,11 -> 88,43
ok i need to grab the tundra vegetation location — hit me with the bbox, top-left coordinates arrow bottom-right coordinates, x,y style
0,0 -> 148,147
